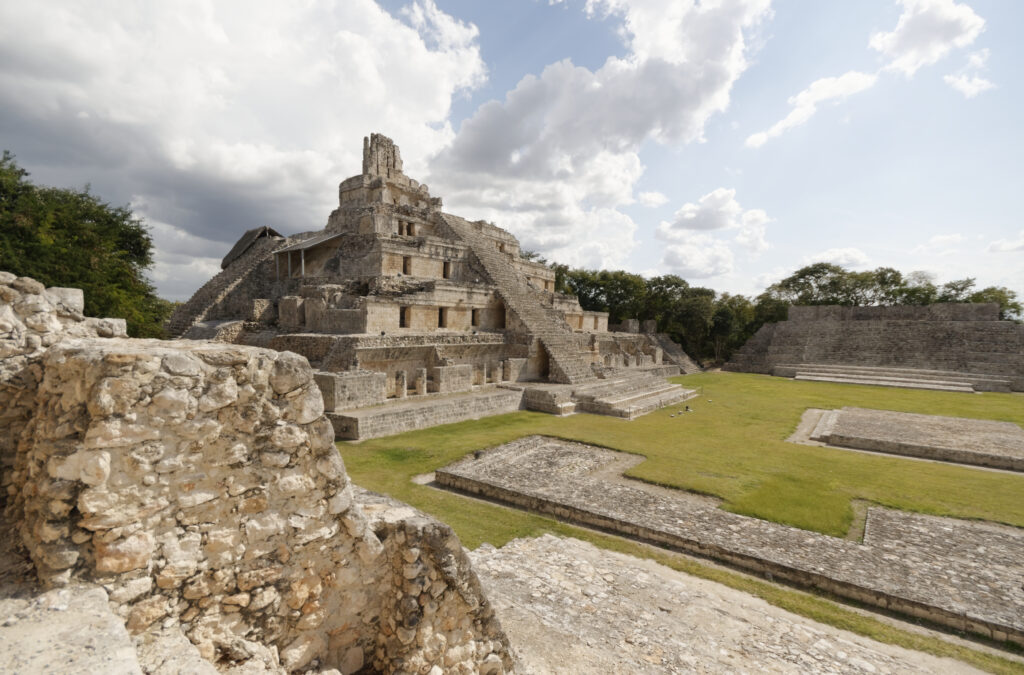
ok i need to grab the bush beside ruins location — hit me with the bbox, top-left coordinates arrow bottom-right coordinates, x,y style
0,271 -> 511,673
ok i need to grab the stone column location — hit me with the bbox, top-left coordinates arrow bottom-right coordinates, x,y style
415,368 -> 427,395
396,371 -> 408,399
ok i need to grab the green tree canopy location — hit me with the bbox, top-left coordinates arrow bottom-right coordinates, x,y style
0,152 -> 172,337
543,257 -> 1020,364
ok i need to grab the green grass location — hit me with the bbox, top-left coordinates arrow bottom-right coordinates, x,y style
339,372 -> 1024,673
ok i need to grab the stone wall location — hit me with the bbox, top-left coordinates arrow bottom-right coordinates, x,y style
0,272 -> 127,511
314,370 -> 387,411
1,273 -> 512,674
725,303 -> 1024,390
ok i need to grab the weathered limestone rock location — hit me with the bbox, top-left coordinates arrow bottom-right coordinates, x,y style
1,272 -> 512,673
0,271 -> 127,512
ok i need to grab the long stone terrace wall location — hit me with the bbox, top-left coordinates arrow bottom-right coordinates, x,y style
725,303 -> 1024,390
437,437 -> 1024,647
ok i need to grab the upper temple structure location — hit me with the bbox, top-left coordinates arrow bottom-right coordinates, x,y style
168,134 -> 700,439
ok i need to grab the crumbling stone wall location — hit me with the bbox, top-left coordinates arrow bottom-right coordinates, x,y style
1,273 -> 511,674
0,272 -> 126,510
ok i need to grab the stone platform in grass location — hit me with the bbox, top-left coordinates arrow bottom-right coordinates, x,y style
807,407 -> 1024,472
470,534 -> 984,674
328,386 -> 525,440
436,436 -> 1024,646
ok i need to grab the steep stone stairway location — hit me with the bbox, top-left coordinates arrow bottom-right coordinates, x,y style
166,237 -> 280,338
441,214 -> 594,383
651,333 -> 702,374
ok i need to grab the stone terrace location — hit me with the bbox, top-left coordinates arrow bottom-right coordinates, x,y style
470,534 -> 985,674
436,436 -> 1024,646
725,303 -> 1024,392
808,407 -> 1024,472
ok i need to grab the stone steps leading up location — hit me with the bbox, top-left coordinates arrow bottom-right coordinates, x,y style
776,362 -> 1012,392
793,374 -> 975,392
651,333 -> 702,374
577,386 -> 694,420
166,236 -> 279,338
440,214 -> 594,384
572,372 -> 696,419
776,362 -> 1012,384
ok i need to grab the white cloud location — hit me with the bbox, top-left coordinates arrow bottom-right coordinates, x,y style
944,48 -> 994,98
0,0 -> 486,299
734,210 -> 770,252
944,74 -> 993,98
911,232 -> 966,256
638,191 -> 669,207
662,233 -> 735,278
805,247 -> 870,267
654,187 -> 770,277
746,71 -> 877,148
656,188 -> 771,242
869,0 -> 985,77
430,0 -> 771,268
988,230 -> 1024,253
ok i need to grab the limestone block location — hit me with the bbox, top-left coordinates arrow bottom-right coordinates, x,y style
278,296 -> 305,330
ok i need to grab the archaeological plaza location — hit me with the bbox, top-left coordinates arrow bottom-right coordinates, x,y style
1,134 -> 1022,673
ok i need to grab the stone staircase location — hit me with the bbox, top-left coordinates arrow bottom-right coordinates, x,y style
165,237 -> 279,338
773,363 -> 1012,393
572,371 -> 696,419
651,333 -> 702,374
441,214 -> 594,383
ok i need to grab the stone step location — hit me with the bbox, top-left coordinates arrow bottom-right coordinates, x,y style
793,374 -> 975,392
574,376 -> 675,401
589,382 -> 682,408
441,213 -> 595,384
776,362 -> 1012,385
575,385 -> 696,419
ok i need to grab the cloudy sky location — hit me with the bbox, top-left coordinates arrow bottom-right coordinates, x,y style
1,0 -> 1021,301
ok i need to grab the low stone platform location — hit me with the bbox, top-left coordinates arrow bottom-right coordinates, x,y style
774,364 -> 1012,393
517,368 -> 695,420
807,407 -> 1024,472
571,370 -> 694,419
436,437 -> 1024,646
328,387 -> 524,440
471,535 -> 983,674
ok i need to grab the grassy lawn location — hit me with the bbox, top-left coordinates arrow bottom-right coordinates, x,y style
339,371 -> 1024,673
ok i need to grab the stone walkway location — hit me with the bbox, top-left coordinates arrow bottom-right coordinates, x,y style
436,436 -> 1024,645
805,407 -> 1024,472
470,534 -> 984,674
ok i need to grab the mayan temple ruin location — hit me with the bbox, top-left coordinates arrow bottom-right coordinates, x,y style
167,134 -> 700,439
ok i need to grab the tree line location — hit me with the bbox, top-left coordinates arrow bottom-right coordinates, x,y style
543,260 -> 1022,365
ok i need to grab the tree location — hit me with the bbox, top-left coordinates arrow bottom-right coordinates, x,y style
0,152 -> 173,337
767,262 -> 848,305
968,286 -> 1023,321
938,277 -> 976,303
